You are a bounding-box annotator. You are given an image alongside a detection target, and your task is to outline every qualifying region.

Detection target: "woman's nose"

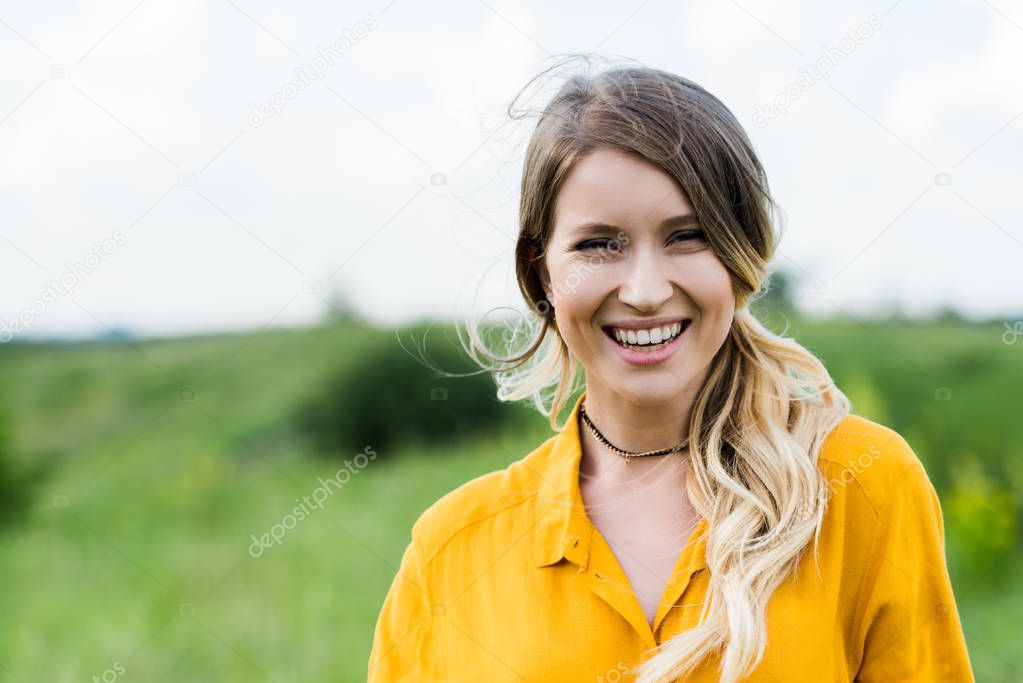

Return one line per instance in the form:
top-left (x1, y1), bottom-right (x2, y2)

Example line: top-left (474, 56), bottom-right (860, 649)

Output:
top-left (617, 251), bottom-right (673, 311)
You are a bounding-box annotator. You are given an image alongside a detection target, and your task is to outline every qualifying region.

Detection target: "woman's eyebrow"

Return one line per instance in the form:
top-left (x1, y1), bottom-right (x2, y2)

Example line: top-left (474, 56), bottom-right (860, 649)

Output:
top-left (568, 213), bottom-right (699, 236)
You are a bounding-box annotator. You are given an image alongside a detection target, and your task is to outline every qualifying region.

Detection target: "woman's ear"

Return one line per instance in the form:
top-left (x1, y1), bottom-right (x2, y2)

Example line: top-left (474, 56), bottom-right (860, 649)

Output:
top-left (539, 266), bottom-right (554, 305)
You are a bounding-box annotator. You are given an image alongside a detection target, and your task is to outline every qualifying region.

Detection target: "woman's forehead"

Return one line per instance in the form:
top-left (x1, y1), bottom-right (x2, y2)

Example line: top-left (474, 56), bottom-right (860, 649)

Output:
top-left (552, 151), bottom-right (694, 238)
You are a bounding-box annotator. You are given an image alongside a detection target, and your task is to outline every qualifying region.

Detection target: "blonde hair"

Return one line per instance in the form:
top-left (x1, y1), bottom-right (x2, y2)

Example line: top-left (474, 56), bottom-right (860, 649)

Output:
top-left (458, 57), bottom-right (851, 682)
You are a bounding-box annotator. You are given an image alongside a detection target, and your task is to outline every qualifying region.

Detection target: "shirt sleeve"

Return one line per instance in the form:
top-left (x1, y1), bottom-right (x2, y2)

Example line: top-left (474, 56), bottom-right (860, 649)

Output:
top-left (367, 530), bottom-right (443, 681)
top-left (853, 457), bottom-right (975, 682)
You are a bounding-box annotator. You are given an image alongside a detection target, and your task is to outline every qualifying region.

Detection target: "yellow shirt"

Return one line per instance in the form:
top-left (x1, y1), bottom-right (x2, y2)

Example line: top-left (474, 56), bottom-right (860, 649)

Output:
top-left (368, 390), bottom-right (975, 681)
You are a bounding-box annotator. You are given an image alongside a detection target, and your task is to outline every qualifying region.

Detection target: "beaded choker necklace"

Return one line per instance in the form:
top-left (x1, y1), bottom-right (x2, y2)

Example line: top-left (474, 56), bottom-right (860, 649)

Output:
top-left (578, 402), bottom-right (689, 464)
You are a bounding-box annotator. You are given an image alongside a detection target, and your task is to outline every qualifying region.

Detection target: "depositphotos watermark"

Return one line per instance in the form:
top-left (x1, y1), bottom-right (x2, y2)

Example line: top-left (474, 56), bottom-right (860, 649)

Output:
top-left (826, 443), bottom-right (882, 495)
top-left (1002, 320), bottom-right (1023, 345)
top-left (247, 16), bottom-right (378, 128)
top-left (752, 14), bottom-right (882, 128)
top-left (248, 446), bottom-right (377, 557)
top-left (0, 230), bottom-right (128, 343)
top-left (546, 230), bottom-right (631, 309)
top-left (595, 661), bottom-right (630, 683)
top-left (91, 660), bottom-right (125, 683)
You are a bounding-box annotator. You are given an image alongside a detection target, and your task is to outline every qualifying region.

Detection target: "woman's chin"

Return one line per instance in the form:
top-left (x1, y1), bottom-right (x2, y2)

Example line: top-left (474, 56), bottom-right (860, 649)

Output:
top-left (607, 376), bottom-right (694, 405)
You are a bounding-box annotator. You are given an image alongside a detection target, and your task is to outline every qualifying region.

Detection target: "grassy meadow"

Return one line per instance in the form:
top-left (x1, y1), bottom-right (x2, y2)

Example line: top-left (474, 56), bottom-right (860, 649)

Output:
top-left (0, 314), bottom-right (1020, 681)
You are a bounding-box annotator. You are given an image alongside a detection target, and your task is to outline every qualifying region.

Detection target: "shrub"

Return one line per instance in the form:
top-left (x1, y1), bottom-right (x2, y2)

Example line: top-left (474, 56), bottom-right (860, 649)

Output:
top-left (945, 452), bottom-right (1018, 583)
top-left (295, 322), bottom-right (506, 457)
top-left (0, 389), bottom-right (31, 523)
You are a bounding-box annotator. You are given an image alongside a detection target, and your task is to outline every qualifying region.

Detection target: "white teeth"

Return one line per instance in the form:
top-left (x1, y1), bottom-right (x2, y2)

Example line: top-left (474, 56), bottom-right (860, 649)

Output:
top-left (611, 321), bottom-right (686, 347)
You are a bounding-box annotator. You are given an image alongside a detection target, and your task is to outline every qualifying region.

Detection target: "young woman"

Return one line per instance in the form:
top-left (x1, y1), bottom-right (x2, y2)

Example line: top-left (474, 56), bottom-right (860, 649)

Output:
top-left (368, 63), bottom-right (974, 682)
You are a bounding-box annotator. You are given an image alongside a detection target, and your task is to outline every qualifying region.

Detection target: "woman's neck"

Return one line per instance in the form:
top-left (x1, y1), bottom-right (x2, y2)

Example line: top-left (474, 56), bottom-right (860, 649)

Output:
top-left (578, 384), bottom-right (696, 486)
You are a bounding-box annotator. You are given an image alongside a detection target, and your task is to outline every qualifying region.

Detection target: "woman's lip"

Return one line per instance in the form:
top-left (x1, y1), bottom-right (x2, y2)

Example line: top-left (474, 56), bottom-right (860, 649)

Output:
top-left (602, 316), bottom-right (689, 330)
top-left (602, 320), bottom-right (690, 366)
top-left (601, 319), bottom-right (691, 338)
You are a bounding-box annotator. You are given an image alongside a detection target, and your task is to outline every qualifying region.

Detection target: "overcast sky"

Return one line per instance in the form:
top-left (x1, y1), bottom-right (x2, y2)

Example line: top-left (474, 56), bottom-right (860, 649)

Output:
top-left (1, 0), bottom-right (1021, 342)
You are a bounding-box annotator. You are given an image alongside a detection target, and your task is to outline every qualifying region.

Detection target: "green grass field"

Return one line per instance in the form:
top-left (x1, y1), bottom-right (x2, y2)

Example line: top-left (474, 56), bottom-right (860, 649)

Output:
top-left (0, 317), bottom-right (1020, 681)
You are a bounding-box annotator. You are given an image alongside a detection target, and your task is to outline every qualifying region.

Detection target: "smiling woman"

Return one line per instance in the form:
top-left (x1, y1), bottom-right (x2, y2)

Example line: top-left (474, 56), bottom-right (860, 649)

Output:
top-left (541, 147), bottom-right (736, 409)
top-left (367, 61), bottom-right (974, 682)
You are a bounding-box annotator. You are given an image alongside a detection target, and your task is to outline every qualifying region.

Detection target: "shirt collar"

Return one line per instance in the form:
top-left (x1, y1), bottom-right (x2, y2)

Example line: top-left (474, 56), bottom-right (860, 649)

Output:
top-left (532, 390), bottom-right (594, 569)
top-left (531, 389), bottom-right (709, 575)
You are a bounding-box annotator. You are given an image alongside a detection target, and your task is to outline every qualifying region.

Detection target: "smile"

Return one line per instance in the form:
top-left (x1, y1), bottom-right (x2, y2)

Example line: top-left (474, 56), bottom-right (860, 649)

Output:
top-left (601, 319), bottom-right (692, 366)
top-left (606, 321), bottom-right (687, 347)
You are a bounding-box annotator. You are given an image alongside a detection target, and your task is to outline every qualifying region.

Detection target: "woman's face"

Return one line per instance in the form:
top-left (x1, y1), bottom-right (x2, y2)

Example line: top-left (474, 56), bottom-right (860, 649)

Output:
top-left (542, 147), bottom-right (736, 404)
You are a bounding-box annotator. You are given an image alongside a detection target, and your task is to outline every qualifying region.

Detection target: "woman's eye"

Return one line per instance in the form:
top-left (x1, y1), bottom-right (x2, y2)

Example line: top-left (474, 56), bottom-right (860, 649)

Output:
top-left (574, 230), bottom-right (703, 252)
top-left (576, 238), bottom-right (623, 252)
top-left (670, 229), bottom-right (704, 244)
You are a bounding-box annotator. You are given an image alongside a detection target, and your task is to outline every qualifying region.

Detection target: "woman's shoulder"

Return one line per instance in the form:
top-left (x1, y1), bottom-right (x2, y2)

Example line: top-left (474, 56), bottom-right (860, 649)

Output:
top-left (407, 434), bottom-right (560, 564)
top-left (817, 412), bottom-right (934, 519)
